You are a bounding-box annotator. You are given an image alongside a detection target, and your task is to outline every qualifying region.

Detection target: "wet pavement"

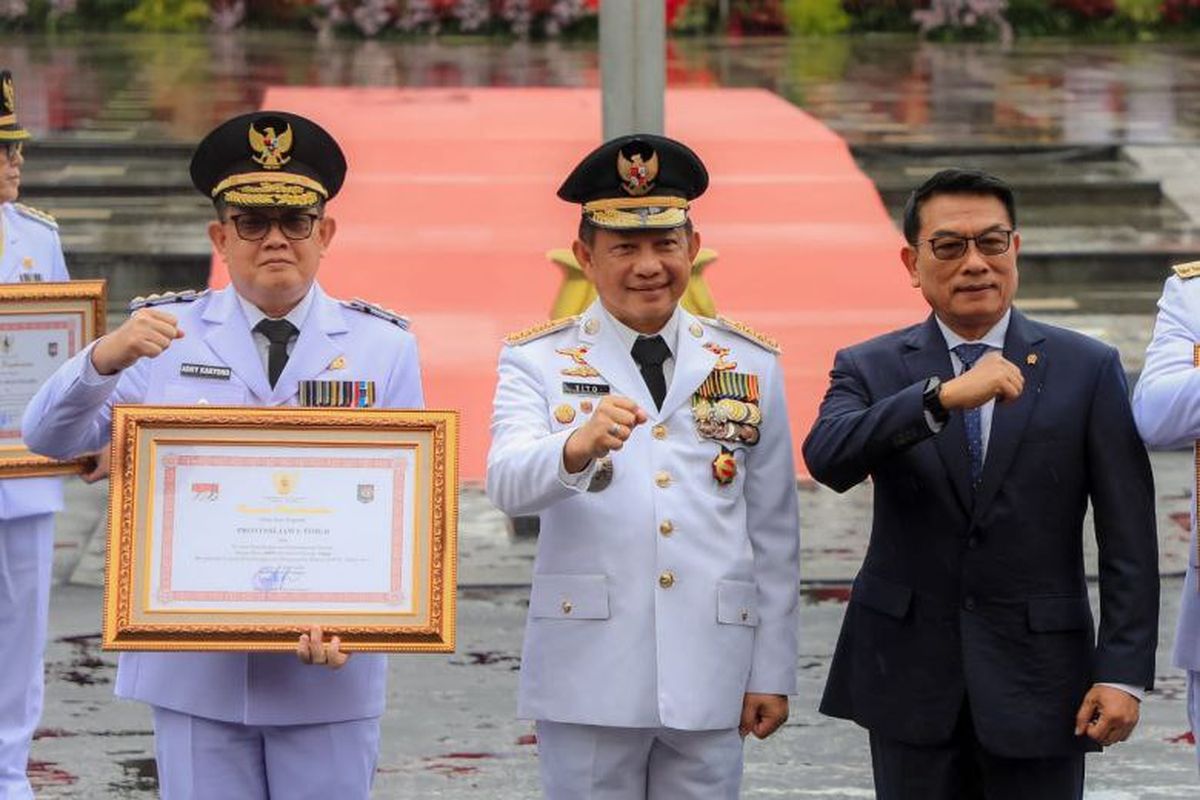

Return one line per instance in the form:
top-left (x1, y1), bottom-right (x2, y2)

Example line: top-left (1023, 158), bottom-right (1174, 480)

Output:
top-left (31, 446), bottom-right (1200, 798)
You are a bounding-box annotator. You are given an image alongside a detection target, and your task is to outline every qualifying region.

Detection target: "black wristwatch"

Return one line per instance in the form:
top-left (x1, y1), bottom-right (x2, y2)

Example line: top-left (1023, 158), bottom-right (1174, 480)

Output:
top-left (922, 376), bottom-right (950, 425)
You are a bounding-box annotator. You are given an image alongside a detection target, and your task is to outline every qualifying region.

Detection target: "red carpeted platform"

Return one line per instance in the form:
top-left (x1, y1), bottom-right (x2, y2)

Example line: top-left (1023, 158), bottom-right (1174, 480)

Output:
top-left (210, 88), bottom-right (925, 481)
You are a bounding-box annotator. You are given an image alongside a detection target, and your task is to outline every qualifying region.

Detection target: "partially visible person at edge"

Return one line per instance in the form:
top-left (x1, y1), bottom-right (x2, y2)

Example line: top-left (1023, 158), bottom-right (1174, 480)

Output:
top-left (486, 133), bottom-right (800, 799)
top-left (0, 69), bottom-right (90, 800)
top-left (21, 110), bottom-right (423, 799)
top-left (803, 168), bottom-right (1159, 800)
top-left (1131, 256), bottom-right (1200, 776)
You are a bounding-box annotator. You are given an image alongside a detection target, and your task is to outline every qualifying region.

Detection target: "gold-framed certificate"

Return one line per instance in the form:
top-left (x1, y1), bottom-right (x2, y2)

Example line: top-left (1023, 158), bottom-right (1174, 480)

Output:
top-left (0, 280), bottom-right (106, 476)
top-left (104, 405), bottom-right (458, 652)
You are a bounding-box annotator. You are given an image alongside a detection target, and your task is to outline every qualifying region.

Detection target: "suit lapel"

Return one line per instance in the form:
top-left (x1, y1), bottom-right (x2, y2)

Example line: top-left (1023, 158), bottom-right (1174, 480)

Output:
top-left (576, 301), bottom-right (657, 414)
top-left (270, 287), bottom-right (346, 404)
top-left (902, 315), bottom-right (972, 515)
top-left (659, 309), bottom-right (718, 420)
top-left (201, 287), bottom-right (272, 403)
top-left (971, 310), bottom-right (1047, 520)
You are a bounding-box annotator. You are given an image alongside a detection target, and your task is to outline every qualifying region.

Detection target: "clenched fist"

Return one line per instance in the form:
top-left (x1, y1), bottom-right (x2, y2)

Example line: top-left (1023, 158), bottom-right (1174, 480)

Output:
top-left (562, 395), bottom-right (648, 474)
top-left (939, 350), bottom-right (1024, 411)
top-left (91, 308), bottom-right (185, 375)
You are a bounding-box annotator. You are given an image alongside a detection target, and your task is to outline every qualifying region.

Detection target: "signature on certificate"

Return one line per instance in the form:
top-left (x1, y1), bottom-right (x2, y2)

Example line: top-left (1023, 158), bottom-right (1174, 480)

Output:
top-left (252, 565), bottom-right (296, 592)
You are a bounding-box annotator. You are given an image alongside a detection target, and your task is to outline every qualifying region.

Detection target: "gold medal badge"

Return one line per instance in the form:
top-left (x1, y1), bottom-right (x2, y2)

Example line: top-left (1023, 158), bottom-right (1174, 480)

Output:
top-left (554, 404), bottom-right (576, 424)
top-left (712, 448), bottom-right (737, 486)
top-left (249, 121), bottom-right (294, 169)
top-left (557, 346), bottom-right (601, 378)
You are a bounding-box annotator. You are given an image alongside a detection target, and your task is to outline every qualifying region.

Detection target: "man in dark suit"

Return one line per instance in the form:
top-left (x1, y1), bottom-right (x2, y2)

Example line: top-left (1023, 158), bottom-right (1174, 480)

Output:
top-left (802, 169), bottom-right (1159, 799)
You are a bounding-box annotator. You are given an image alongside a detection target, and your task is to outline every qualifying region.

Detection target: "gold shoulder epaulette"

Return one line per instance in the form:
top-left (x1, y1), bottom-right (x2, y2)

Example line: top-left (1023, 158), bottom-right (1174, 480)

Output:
top-left (129, 289), bottom-right (208, 311)
top-left (1173, 260), bottom-right (1200, 280)
top-left (715, 315), bottom-right (781, 354)
top-left (504, 316), bottom-right (578, 345)
top-left (342, 298), bottom-right (410, 330)
top-left (12, 203), bottom-right (58, 230)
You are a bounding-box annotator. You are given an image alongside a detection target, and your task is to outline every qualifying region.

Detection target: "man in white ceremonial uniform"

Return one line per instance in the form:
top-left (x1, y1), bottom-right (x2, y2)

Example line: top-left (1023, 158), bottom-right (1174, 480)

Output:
top-left (0, 69), bottom-right (72, 800)
top-left (1131, 258), bottom-right (1200, 773)
top-left (486, 134), bottom-right (801, 799)
top-left (22, 111), bottom-right (423, 799)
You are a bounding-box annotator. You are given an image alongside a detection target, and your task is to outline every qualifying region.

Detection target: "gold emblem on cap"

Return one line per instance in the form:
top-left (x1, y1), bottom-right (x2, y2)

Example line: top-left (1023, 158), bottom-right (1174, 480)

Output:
top-left (328, 356), bottom-right (346, 371)
top-left (618, 148), bottom-right (659, 197)
top-left (1026, 353), bottom-right (1038, 366)
top-left (554, 404), bottom-right (576, 424)
top-left (2, 76), bottom-right (14, 113)
top-left (249, 122), bottom-right (294, 170)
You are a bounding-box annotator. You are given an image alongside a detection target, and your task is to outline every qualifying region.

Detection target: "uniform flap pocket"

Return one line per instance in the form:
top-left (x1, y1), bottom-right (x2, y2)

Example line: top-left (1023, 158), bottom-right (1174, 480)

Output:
top-left (717, 579), bottom-right (759, 626)
top-left (161, 379), bottom-right (247, 406)
top-left (851, 572), bottom-right (913, 619)
top-left (1027, 596), bottom-right (1091, 632)
top-left (529, 574), bottom-right (609, 620)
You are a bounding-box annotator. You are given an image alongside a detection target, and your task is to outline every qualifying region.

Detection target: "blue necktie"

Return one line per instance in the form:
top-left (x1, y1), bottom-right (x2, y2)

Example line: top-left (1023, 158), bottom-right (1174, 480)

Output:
top-left (952, 343), bottom-right (990, 489)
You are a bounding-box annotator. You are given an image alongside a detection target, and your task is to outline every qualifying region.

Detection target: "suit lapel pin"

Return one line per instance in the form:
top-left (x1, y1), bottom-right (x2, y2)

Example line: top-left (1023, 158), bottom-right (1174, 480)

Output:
top-left (1026, 353), bottom-right (1038, 366)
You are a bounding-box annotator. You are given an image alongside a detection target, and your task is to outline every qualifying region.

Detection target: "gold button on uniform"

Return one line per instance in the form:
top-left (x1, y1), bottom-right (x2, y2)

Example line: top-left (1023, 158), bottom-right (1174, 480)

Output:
top-left (655, 471), bottom-right (671, 488)
top-left (659, 520), bottom-right (674, 536)
top-left (561, 600), bottom-right (573, 615)
top-left (652, 424), bottom-right (667, 440)
top-left (658, 571), bottom-right (676, 589)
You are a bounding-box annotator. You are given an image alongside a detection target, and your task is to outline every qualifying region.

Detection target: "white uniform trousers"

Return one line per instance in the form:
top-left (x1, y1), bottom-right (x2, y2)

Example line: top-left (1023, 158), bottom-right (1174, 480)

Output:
top-left (152, 706), bottom-right (380, 800)
top-left (0, 514), bottom-right (54, 800)
top-left (535, 720), bottom-right (743, 800)
top-left (1189, 670), bottom-right (1200, 774)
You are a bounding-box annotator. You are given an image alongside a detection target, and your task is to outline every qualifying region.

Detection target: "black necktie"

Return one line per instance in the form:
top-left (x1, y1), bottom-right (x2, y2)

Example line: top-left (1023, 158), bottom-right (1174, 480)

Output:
top-left (631, 335), bottom-right (671, 410)
top-left (952, 343), bottom-right (990, 489)
top-left (255, 318), bottom-right (297, 388)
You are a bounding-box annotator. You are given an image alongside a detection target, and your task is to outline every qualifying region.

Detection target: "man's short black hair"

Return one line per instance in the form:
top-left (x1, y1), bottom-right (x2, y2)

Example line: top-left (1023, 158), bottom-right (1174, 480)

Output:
top-left (577, 217), bottom-right (694, 247)
top-left (902, 169), bottom-right (1016, 245)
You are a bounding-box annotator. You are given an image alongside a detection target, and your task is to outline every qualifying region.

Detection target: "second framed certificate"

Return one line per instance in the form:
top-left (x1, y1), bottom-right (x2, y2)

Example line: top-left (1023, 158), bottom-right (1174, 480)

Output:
top-left (105, 405), bottom-right (458, 653)
top-left (0, 280), bottom-right (106, 476)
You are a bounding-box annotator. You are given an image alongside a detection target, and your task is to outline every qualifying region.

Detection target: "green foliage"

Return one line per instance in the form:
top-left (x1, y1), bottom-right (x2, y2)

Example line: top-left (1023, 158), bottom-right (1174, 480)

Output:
top-left (123, 0), bottom-right (208, 32)
top-left (784, 0), bottom-right (850, 35)
top-left (1114, 0), bottom-right (1161, 24)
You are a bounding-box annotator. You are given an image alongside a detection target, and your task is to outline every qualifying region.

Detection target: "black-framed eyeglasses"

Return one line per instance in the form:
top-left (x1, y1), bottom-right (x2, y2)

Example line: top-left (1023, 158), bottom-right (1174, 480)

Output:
top-left (228, 212), bottom-right (320, 242)
top-left (1, 141), bottom-right (23, 160)
top-left (920, 229), bottom-right (1013, 261)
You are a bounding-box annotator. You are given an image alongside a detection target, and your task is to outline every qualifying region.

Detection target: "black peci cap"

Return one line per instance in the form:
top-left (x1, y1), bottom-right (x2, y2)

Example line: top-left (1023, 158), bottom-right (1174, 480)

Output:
top-left (558, 133), bottom-right (708, 230)
top-left (0, 71), bottom-right (31, 142)
top-left (190, 110), bottom-right (346, 208)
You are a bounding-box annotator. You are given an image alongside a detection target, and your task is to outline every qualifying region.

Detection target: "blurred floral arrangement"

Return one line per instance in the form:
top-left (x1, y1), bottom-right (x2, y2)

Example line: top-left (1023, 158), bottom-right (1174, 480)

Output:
top-left (1, 0), bottom-right (1197, 35)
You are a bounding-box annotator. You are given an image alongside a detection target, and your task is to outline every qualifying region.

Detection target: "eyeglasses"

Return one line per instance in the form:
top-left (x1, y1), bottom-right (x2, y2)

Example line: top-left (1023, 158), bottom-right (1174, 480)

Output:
top-left (228, 213), bottom-right (319, 242)
top-left (919, 229), bottom-right (1013, 261)
top-left (1, 142), bottom-right (23, 160)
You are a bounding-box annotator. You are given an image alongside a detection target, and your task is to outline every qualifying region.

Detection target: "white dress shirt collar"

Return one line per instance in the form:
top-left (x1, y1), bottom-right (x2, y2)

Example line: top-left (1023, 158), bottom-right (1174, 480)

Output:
top-left (236, 283), bottom-right (317, 333)
top-left (935, 309), bottom-right (1011, 355)
top-left (600, 303), bottom-right (681, 361)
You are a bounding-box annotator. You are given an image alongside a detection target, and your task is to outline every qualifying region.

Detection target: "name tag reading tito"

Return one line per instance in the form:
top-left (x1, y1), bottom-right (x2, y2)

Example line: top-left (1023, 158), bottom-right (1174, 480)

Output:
top-left (180, 363), bottom-right (233, 381)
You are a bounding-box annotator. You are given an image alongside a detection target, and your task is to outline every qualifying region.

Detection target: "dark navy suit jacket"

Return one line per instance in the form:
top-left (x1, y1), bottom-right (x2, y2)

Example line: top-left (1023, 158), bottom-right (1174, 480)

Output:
top-left (803, 310), bottom-right (1159, 758)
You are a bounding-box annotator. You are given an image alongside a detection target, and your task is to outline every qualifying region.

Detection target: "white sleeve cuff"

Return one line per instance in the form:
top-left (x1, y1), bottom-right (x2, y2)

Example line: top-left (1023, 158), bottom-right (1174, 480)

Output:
top-left (923, 409), bottom-right (946, 433)
top-left (1097, 682), bottom-right (1145, 702)
top-left (557, 446), bottom-right (599, 491)
top-left (79, 341), bottom-right (122, 388)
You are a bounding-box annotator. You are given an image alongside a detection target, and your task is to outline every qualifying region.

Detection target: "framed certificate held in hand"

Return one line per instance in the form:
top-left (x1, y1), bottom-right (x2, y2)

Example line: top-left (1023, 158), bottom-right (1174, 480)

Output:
top-left (104, 405), bottom-right (458, 653)
top-left (0, 280), bottom-right (106, 476)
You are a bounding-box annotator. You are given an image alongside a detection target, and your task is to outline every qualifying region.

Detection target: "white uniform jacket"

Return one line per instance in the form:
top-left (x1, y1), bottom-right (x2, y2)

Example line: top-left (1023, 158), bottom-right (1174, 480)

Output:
top-left (1, 201), bottom-right (69, 520)
top-left (487, 300), bottom-right (800, 731)
top-left (1132, 270), bottom-right (1200, 671)
top-left (21, 283), bottom-right (424, 725)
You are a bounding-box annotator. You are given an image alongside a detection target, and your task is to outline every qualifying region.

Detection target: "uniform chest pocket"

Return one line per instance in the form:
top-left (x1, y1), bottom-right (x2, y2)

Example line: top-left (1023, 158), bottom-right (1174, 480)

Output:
top-left (160, 380), bottom-right (248, 406)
